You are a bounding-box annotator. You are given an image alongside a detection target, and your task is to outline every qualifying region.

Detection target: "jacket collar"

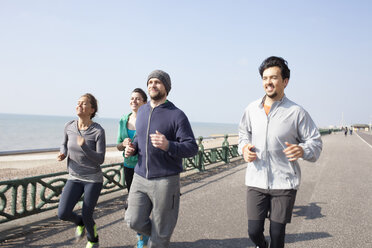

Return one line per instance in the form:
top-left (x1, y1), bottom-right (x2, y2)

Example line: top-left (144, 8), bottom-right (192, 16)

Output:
top-left (259, 95), bottom-right (287, 108)
top-left (148, 99), bottom-right (172, 109)
top-left (124, 112), bottom-right (132, 121)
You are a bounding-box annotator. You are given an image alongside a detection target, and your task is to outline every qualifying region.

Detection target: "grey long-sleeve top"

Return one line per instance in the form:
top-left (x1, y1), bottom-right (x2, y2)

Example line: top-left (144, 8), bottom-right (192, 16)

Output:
top-left (60, 120), bottom-right (106, 183)
top-left (238, 96), bottom-right (322, 190)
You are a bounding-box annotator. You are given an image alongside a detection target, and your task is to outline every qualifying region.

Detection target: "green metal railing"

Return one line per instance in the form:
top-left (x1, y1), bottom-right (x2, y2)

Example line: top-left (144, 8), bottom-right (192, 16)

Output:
top-left (319, 128), bottom-right (342, 135)
top-left (0, 135), bottom-right (239, 224)
top-left (183, 135), bottom-right (239, 171)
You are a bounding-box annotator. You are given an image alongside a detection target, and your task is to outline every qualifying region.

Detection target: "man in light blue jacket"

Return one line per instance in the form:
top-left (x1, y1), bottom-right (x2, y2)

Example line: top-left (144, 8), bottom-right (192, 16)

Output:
top-left (238, 56), bottom-right (322, 248)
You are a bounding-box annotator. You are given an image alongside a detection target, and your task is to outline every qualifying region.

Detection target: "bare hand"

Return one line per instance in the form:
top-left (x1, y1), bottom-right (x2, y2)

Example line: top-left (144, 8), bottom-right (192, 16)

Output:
top-left (122, 138), bottom-right (132, 147)
top-left (283, 142), bottom-right (304, 161)
top-left (125, 143), bottom-right (136, 158)
top-left (243, 144), bottom-right (257, 162)
top-left (150, 130), bottom-right (169, 151)
top-left (57, 153), bottom-right (66, 161)
top-left (77, 136), bottom-right (85, 147)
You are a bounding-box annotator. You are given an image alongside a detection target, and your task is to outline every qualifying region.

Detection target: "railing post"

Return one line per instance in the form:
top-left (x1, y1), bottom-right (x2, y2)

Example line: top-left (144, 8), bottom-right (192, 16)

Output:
top-left (196, 136), bottom-right (205, 171)
top-left (21, 184), bottom-right (27, 214)
top-left (31, 182), bottom-right (36, 211)
top-left (11, 185), bottom-right (17, 216)
top-left (210, 148), bottom-right (217, 163)
top-left (222, 134), bottom-right (230, 163)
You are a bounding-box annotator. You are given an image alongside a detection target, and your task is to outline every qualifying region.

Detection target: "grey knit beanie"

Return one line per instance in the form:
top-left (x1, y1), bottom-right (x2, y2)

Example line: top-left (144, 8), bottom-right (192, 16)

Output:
top-left (147, 70), bottom-right (171, 95)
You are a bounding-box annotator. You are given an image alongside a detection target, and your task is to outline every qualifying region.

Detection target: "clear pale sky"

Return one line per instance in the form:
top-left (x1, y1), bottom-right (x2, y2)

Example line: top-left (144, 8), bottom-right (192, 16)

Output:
top-left (1, 0), bottom-right (371, 127)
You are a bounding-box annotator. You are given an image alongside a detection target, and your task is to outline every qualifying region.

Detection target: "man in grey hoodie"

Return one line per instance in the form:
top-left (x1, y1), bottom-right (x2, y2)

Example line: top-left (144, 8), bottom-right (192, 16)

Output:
top-left (238, 56), bottom-right (322, 248)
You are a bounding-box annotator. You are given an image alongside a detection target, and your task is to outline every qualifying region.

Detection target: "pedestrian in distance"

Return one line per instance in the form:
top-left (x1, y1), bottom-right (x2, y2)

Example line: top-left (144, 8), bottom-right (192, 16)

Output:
top-left (238, 56), bottom-right (323, 248)
top-left (124, 70), bottom-right (198, 248)
top-left (345, 126), bottom-right (348, 137)
top-left (57, 93), bottom-right (106, 248)
top-left (116, 88), bottom-right (147, 208)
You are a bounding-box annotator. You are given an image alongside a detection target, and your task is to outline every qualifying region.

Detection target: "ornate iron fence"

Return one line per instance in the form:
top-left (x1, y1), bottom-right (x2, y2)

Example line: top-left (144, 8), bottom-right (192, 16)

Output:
top-left (183, 135), bottom-right (239, 171)
top-left (319, 128), bottom-right (341, 135)
top-left (0, 135), bottom-right (239, 224)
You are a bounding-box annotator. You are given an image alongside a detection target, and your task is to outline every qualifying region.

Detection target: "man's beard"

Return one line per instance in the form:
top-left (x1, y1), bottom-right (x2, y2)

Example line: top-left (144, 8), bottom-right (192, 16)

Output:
top-left (150, 90), bottom-right (166, 101)
top-left (266, 92), bottom-right (277, 99)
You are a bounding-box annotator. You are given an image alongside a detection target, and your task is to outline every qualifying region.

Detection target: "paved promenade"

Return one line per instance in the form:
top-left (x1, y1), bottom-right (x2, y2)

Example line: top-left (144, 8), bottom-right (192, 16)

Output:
top-left (1, 131), bottom-right (372, 247)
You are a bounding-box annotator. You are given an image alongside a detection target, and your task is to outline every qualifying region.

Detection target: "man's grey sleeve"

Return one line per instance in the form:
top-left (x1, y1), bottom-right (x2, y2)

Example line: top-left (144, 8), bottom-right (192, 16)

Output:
top-left (298, 111), bottom-right (323, 162)
top-left (238, 109), bottom-right (251, 155)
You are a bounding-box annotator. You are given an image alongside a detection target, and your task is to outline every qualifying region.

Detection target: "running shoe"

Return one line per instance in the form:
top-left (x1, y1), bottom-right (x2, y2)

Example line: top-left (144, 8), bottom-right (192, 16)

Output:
top-left (75, 225), bottom-right (85, 242)
top-left (256, 239), bottom-right (268, 248)
top-left (86, 241), bottom-right (99, 248)
top-left (86, 225), bottom-right (99, 248)
top-left (135, 233), bottom-right (149, 248)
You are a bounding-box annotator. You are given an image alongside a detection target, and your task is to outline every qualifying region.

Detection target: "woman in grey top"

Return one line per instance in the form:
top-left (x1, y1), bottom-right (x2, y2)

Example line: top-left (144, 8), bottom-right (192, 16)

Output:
top-left (57, 93), bottom-right (106, 248)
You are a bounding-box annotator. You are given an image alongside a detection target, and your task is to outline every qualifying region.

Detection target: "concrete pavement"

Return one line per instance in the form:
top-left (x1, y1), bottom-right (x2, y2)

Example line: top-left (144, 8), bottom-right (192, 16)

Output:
top-left (1, 131), bottom-right (372, 247)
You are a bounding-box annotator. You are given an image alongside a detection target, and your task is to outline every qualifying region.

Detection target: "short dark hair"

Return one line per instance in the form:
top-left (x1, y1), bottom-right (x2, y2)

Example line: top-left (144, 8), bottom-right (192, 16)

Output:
top-left (81, 93), bottom-right (98, 119)
top-left (132, 88), bottom-right (147, 102)
top-left (259, 56), bottom-right (290, 80)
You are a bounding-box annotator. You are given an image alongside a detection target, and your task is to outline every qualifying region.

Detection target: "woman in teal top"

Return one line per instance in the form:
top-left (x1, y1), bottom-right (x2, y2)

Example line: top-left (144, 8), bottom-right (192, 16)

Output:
top-left (116, 88), bottom-right (147, 193)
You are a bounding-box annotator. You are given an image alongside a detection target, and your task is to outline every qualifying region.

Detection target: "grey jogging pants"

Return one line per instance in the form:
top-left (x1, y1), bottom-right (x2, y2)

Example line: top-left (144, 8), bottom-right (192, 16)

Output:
top-left (124, 173), bottom-right (180, 248)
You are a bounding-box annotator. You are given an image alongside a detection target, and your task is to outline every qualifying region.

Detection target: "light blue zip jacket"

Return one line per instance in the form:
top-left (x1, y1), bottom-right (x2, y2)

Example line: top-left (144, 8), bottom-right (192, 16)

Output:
top-left (238, 96), bottom-right (322, 190)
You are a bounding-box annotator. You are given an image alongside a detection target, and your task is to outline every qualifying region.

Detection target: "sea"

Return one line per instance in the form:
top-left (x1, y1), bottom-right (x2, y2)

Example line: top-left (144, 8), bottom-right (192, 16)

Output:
top-left (0, 113), bottom-right (238, 153)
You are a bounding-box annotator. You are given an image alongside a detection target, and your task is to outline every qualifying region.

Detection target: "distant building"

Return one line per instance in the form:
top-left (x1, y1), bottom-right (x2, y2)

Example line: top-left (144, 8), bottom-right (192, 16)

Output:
top-left (351, 124), bottom-right (370, 131)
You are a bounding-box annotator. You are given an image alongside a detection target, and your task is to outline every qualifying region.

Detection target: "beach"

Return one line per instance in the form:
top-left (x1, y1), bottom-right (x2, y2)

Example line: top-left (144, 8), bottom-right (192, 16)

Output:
top-left (0, 136), bottom-right (238, 181)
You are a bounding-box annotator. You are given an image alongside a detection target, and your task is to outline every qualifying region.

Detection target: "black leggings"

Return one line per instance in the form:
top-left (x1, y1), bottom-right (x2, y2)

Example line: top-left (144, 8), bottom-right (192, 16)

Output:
top-left (248, 220), bottom-right (286, 248)
top-left (124, 166), bottom-right (135, 192)
top-left (58, 180), bottom-right (102, 242)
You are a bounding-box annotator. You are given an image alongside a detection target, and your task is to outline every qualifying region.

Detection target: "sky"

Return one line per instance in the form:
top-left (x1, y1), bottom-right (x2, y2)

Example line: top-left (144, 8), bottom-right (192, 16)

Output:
top-left (0, 0), bottom-right (371, 127)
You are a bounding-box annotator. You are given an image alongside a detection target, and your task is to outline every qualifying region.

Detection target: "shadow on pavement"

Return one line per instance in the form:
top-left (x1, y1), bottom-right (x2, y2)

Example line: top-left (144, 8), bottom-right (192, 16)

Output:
top-left (286, 231), bottom-right (332, 243)
top-left (171, 237), bottom-right (251, 248)
top-left (170, 230), bottom-right (332, 248)
top-left (292, 202), bottom-right (326, 220)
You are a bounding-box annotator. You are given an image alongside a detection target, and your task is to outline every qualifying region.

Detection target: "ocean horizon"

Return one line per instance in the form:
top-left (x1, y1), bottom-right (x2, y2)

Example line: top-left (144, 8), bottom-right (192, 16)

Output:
top-left (0, 113), bottom-right (238, 153)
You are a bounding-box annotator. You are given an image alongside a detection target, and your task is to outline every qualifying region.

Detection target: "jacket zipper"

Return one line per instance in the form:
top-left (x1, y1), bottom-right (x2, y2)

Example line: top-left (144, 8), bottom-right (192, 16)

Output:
top-left (265, 116), bottom-right (270, 189)
top-left (145, 107), bottom-right (154, 178)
